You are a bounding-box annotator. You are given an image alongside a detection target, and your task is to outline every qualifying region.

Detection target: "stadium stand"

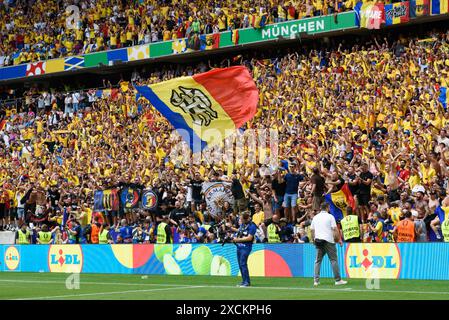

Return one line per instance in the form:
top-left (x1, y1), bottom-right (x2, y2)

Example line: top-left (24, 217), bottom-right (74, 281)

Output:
top-left (0, 0), bottom-right (354, 67)
top-left (1, 0), bottom-right (449, 245)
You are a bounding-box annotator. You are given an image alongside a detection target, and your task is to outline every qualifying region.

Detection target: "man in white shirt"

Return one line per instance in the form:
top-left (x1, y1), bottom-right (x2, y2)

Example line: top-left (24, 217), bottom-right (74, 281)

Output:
top-left (310, 202), bottom-right (347, 286)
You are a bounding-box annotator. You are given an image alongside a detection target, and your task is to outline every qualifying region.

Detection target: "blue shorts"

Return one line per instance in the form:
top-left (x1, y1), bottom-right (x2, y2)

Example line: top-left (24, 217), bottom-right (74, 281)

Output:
top-left (272, 195), bottom-right (284, 210)
top-left (283, 193), bottom-right (298, 208)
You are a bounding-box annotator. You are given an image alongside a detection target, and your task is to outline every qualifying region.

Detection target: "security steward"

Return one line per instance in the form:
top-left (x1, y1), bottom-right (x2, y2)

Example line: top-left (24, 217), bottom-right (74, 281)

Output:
top-left (15, 224), bottom-right (31, 244)
top-left (266, 214), bottom-right (281, 243)
top-left (441, 218), bottom-right (449, 242)
top-left (394, 211), bottom-right (416, 242)
top-left (230, 212), bottom-right (257, 287)
top-left (37, 224), bottom-right (53, 244)
top-left (156, 214), bottom-right (173, 244)
top-left (340, 207), bottom-right (362, 242)
top-left (99, 223), bottom-right (112, 244)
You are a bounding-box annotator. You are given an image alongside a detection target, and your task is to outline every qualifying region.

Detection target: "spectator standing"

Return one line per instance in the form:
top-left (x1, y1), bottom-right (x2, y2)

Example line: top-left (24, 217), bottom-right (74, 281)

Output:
top-left (311, 202), bottom-right (347, 286)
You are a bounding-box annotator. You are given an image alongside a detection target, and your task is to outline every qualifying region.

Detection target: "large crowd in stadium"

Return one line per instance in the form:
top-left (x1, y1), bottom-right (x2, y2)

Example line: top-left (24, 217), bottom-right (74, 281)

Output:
top-left (1, 0), bottom-right (449, 245)
top-left (0, 0), bottom-right (355, 66)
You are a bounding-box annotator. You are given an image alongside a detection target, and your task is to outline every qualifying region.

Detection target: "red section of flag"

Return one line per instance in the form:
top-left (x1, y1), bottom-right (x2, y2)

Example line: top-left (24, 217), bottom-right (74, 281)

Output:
top-left (0, 120), bottom-right (6, 131)
top-left (192, 66), bottom-right (259, 128)
top-left (401, 1), bottom-right (410, 22)
top-left (341, 183), bottom-right (356, 211)
top-left (232, 29), bottom-right (239, 45)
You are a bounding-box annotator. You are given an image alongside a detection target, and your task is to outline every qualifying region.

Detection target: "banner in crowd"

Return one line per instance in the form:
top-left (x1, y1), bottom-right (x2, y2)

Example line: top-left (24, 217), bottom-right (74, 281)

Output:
top-left (200, 34), bottom-right (221, 51)
top-left (324, 183), bottom-right (356, 222)
top-left (135, 66), bottom-right (258, 152)
top-left (141, 189), bottom-right (158, 210)
top-left (93, 189), bottom-right (120, 211)
top-left (410, 0), bottom-right (430, 17)
top-left (202, 182), bottom-right (235, 217)
top-left (430, 0), bottom-right (449, 14)
top-left (120, 187), bottom-right (141, 209)
top-left (384, 1), bottom-right (410, 25)
top-left (3, 243), bottom-right (449, 280)
top-left (355, 2), bottom-right (385, 29)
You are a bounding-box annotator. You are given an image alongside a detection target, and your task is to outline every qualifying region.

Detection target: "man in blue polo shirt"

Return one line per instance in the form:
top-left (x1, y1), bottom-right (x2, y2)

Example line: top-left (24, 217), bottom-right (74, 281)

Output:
top-left (283, 163), bottom-right (303, 223)
top-left (232, 212), bottom-right (257, 287)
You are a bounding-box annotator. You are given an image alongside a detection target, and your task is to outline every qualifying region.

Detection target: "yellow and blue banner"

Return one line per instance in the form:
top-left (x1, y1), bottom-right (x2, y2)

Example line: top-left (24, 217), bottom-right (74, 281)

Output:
top-left (431, 0), bottom-right (449, 14)
top-left (135, 66), bottom-right (259, 152)
top-left (439, 87), bottom-right (448, 110)
top-left (64, 56), bottom-right (85, 70)
top-left (324, 183), bottom-right (356, 222)
top-left (384, 2), bottom-right (410, 25)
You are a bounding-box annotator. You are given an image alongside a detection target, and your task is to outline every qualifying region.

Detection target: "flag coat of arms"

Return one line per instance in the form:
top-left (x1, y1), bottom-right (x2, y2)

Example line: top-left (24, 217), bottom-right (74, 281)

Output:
top-left (135, 66), bottom-right (259, 152)
top-left (410, 0), bottom-right (430, 16)
top-left (324, 183), bottom-right (356, 222)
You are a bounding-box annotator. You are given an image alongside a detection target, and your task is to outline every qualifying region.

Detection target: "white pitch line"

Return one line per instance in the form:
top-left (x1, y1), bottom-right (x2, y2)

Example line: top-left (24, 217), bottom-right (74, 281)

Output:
top-left (0, 279), bottom-right (189, 287)
top-left (14, 285), bottom-right (205, 300)
top-left (1, 279), bottom-right (449, 296)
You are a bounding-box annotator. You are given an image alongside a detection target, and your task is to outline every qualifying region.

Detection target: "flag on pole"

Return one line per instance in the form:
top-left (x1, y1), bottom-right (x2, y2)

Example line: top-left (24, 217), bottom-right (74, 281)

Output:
top-left (135, 66), bottom-right (259, 152)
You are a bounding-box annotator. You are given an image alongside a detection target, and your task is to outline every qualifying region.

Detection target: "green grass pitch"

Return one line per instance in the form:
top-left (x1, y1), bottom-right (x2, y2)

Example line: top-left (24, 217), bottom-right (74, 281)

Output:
top-left (0, 272), bottom-right (448, 300)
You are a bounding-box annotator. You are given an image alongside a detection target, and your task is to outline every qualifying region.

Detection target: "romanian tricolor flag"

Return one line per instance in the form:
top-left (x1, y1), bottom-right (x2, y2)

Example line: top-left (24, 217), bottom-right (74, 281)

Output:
top-left (135, 66), bottom-right (258, 152)
top-left (439, 87), bottom-right (448, 110)
top-left (384, 2), bottom-right (410, 25)
top-left (324, 183), bottom-right (356, 222)
top-left (431, 0), bottom-right (449, 14)
top-left (410, 0), bottom-right (430, 17)
top-left (200, 34), bottom-right (220, 50)
top-left (232, 29), bottom-right (240, 45)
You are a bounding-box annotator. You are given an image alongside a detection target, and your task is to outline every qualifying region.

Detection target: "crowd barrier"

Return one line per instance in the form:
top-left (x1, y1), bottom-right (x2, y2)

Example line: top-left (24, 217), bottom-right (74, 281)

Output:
top-left (1, 243), bottom-right (448, 280)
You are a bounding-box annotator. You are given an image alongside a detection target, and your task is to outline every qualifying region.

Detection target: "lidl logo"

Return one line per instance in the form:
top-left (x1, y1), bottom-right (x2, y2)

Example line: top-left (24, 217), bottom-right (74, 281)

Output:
top-left (48, 245), bottom-right (83, 273)
top-left (4, 246), bottom-right (20, 270)
top-left (345, 244), bottom-right (401, 279)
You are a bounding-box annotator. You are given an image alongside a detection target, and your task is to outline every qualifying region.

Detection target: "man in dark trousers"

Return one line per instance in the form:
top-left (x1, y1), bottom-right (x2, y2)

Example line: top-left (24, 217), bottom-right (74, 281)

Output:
top-left (311, 202), bottom-right (347, 286)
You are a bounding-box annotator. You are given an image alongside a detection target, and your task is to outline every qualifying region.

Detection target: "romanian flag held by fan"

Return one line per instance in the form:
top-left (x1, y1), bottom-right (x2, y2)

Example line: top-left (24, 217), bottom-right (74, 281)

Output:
top-left (410, 0), bottom-right (430, 17)
top-left (439, 87), bottom-right (448, 111)
top-left (384, 2), bottom-right (410, 25)
top-left (324, 183), bottom-right (356, 222)
top-left (431, 0), bottom-right (449, 14)
top-left (135, 66), bottom-right (259, 152)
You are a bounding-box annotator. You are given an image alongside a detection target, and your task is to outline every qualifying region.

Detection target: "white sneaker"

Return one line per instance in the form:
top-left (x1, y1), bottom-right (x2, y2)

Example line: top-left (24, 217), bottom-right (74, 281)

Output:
top-left (335, 280), bottom-right (348, 286)
top-left (314, 281), bottom-right (320, 286)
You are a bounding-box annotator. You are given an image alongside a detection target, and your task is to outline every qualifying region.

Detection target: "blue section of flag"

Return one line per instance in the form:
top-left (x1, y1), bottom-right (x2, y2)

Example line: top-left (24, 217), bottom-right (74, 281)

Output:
top-left (61, 207), bottom-right (68, 231)
top-left (64, 56), bottom-right (85, 70)
top-left (439, 87), bottom-right (447, 111)
top-left (324, 193), bottom-right (344, 221)
top-left (410, 0), bottom-right (418, 17)
top-left (354, 1), bottom-right (363, 26)
top-left (107, 48), bottom-right (128, 62)
top-left (135, 85), bottom-right (207, 151)
top-left (431, 0), bottom-right (440, 14)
